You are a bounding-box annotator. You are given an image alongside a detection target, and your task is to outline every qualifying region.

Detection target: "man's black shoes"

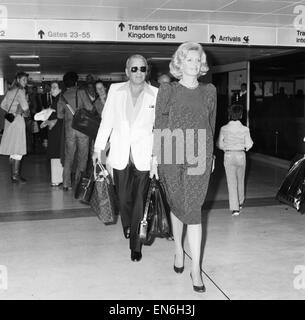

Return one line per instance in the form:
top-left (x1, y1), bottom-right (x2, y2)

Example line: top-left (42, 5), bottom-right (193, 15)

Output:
top-left (131, 250), bottom-right (142, 262)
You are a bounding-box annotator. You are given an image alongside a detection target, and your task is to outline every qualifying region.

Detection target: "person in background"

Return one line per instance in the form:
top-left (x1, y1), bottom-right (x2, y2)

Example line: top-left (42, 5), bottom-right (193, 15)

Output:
top-left (151, 42), bottom-right (217, 293)
top-left (157, 73), bottom-right (171, 87)
top-left (94, 80), bottom-right (107, 116)
top-left (41, 81), bottom-right (63, 186)
top-left (28, 85), bottom-right (41, 153)
top-left (93, 54), bottom-right (158, 262)
top-left (57, 71), bottom-right (93, 191)
top-left (217, 104), bottom-right (253, 216)
top-left (0, 72), bottom-right (30, 183)
top-left (239, 82), bottom-right (247, 126)
top-left (85, 74), bottom-right (97, 103)
top-left (92, 80), bottom-right (108, 165)
top-left (40, 83), bottom-right (51, 149)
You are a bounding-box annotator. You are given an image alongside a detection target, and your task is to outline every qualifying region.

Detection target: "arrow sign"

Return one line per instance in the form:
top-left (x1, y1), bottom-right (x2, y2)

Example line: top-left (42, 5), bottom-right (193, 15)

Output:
top-left (210, 34), bottom-right (216, 43)
top-left (38, 30), bottom-right (45, 39)
top-left (243, 35), bottom-right (249, 43)
top-left (118, 22), bottom-right (125, 32)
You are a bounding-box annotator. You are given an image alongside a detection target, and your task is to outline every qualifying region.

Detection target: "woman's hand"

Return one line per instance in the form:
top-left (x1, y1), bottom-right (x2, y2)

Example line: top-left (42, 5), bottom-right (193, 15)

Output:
top-left (22, 109), bottom-right (30, 118)
top-left (150, 163), bottom-right (159, 180)
top-left (92, 151), bottom-right (102, 166)
top-left (48, 119), bottom-right (57, 130)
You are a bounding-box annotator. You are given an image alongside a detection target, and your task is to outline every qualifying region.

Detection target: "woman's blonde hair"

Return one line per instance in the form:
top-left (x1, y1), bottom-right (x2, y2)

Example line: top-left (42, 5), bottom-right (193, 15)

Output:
top-left (169, 42), bottom-right (209, 79)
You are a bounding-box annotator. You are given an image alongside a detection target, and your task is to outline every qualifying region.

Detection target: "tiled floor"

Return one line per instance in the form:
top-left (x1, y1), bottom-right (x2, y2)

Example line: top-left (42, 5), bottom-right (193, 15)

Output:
top-left (0, 154), bottom-right (305, 300)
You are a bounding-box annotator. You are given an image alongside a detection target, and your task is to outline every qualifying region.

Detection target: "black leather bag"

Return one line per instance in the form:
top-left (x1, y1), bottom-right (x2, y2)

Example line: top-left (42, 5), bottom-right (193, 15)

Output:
top-left (90, 163), bottom-right (119, 224)
top-left (276, 156), bottom-right (305, 214)
top-left (61, 91), bottom-right (101, 139)
top-left (72, 108), bottom-right (100, 139)
top-left (139, 178), bottom-right (172, 244)
top-left (74, 171), bottom-right (95, 204)
top-left (147, 178), bottom-right (172, 238)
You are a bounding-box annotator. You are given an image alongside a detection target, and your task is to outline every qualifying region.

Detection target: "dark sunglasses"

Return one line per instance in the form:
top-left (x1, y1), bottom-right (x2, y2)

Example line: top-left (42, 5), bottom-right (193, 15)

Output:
top-left (130, 66), bottom-right (147, 73)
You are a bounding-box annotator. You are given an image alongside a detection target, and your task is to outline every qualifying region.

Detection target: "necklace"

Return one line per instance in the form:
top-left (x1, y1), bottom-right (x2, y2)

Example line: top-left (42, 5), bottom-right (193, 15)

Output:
top-left (179, 79), bottom-right (199, 89)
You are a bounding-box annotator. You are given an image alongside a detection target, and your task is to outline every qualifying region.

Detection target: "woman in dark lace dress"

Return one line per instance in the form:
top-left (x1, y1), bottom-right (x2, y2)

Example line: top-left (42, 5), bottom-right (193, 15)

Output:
top-left (151, 42), bottom-right (216, 293)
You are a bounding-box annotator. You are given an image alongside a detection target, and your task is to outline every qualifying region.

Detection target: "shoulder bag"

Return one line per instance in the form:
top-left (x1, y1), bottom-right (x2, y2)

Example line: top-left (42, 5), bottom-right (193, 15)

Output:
top-left (61, 90), bottom-right (101, 139)
top-left (3, 89), bottom-right (19, 123)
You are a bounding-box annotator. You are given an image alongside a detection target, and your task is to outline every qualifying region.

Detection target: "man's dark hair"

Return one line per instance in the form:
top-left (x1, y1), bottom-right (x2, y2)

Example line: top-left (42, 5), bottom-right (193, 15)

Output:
top-left (95, 79), bottom-right (104, 86)
top-left (228, 104), bottom-right (243, 121)
top-left (15, 71), bottom-right (29, 79)
top-left (63, 71), bottom-right (78, 88)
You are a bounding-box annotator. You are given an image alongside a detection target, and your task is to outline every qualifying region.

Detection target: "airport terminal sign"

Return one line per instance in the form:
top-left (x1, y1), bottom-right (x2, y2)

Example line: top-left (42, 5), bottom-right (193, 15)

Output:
top-left (0, 18), bottom-right (305, 48)
top-left (209, 25), bottom-right (276, 46)
top-left (0, 19), bottom-right (34, 40)
top-left (277, 28), bottom-right (305, 46)
top-left (35, 20), bottom-right (116, 41)
top-left (116, 22), bottom-right (209, 43)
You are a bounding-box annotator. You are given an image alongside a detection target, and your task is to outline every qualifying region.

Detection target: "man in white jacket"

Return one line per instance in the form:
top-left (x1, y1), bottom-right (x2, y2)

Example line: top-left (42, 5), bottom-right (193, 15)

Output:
top-left (93, 55), bottom-right (158, 262)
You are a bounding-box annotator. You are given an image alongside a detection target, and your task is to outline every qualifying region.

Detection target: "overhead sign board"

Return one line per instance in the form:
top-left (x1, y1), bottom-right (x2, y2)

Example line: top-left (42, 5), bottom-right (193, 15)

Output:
top-left (0, 18), bottom-right (304, 48)
top-left (35, 20), bottom-right (116, 41)
top-left (277, 27), bottom-right (305, 47)
top-left (0, 19), bottom-right (35, 40)
top-left (116, 22), bottom-right (209, 43)
top-left (208, 25), bottom-right (277, 46)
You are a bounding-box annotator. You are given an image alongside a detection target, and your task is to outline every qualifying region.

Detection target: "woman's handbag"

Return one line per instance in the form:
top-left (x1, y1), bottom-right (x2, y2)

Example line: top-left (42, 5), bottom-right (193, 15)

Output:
top-left (61, 91), bottom-right (101, 139)
top-left (89, 162), bottom-right (119, 224)
top-left (139, 177), bottom-right (172, 244)
top-left (3, 89), bottom-right (19, 123)
top-left (74, 170), bottom-right (95, 204)
top-left (276, 156), bottom-right (305, 214)
top-left (4, 113), bottom-right (15, 123)
top-left (147, 178), bottom-right (172, 238)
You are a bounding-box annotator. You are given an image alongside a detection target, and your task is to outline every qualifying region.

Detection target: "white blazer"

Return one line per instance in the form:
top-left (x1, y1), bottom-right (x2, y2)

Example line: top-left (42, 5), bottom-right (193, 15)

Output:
top-left (94, 81), bottom-right (158, 171)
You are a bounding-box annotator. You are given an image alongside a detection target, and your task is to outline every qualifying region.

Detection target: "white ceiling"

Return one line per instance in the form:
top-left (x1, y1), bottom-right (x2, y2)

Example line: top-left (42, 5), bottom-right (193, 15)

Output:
top-left (2, 0), bottom-right (305, 27)
top-left (0, 0), bottom-right (304, 80)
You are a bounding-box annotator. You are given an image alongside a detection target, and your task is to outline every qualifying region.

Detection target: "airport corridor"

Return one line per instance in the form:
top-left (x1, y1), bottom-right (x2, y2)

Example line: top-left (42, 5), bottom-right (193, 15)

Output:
top-left (0, 153), bottom-right (304, 300)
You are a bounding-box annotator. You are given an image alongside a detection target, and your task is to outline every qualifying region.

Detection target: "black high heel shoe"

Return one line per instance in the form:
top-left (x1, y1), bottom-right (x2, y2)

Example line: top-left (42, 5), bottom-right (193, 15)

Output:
top-left (173, 255), bottom-right (184, 274)
top-left (190, 273), bottom-right (206, 293)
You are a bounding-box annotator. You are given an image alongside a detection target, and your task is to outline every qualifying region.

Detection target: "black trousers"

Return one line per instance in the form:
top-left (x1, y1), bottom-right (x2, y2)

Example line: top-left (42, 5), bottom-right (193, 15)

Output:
top-left (113, 161), bottom-right (150, 252)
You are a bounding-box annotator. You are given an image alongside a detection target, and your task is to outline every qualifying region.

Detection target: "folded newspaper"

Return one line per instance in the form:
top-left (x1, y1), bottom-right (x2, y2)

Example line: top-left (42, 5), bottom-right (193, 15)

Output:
top-left (34, 108), bottom-right (55, 121)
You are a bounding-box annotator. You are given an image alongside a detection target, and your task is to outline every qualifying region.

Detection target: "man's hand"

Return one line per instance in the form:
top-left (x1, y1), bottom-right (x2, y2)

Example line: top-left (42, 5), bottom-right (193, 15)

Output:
top-left (92, 151), bottom-right (102, 166)
top-left (211, 155), bottom-right (216, 173)
top-left (40, 120), bottom-right (48, 129)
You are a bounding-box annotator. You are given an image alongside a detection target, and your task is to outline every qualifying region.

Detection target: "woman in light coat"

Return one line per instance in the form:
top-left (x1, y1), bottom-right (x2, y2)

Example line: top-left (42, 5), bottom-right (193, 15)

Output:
top-left (0, 72), bottom-right (30, 183)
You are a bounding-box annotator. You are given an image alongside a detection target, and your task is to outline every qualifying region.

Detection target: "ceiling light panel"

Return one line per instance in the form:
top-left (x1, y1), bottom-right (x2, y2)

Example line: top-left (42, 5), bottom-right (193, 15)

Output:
top-left (10, 55), bottom-right (39, 59)
top-left (16, 64), bottom-right (40, 67)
